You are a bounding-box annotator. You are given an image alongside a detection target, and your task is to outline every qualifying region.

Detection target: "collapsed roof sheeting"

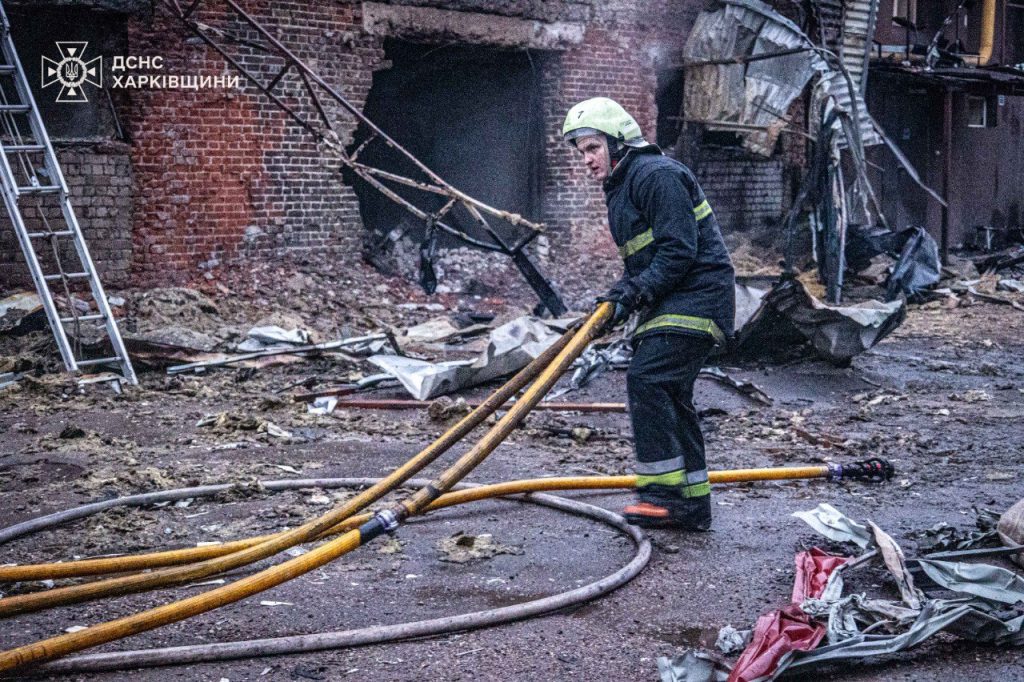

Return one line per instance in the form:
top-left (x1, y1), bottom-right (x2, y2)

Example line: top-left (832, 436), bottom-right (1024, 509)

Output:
top-left (683, 0), bottom-right (827, 156)
top-left (683, 0), bottom-right (879, 158)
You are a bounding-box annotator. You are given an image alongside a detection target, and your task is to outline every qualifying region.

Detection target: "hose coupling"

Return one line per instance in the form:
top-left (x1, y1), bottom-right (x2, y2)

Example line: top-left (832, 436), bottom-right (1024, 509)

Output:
top-left (357, 508), bottom-right (402, 543)
top-left (828, 458), bottom-right (895, 483)
top-left (376, 509), bottom-right (400, 533)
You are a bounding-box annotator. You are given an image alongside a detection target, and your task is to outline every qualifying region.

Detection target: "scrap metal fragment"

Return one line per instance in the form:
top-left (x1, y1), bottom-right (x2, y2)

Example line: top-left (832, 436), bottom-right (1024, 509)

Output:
top-left (369, 317), bottom-right (560, 400)
top-left (166, 334), bottom-right (390, 375)
top-left (869, 521), bottom-right (924, 610)
top-left (915, 560), bottom-right (1024, 605)
top-left (792, 503), bottom-right (872, 548)
top-left (699, 367), bottom-right (772, 405)
top-left (682, 0), bottom-right (829, 156)
top-left (743, 277), bottom-right (905, 365)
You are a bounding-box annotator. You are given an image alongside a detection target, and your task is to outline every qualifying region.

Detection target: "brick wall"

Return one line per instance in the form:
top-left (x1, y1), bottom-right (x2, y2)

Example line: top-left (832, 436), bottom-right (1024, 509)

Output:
top-left (697, 152), bottom-right (787, 235)
top-left (121, 0), bottom-right (704, 304)
top-left (60, 142), bottom-right (134, 286)
top-left (0, 141), bottom-right (133, 289)
top-left (125, 1), bottom-right (386, 285)
top-left (2, 0), bottom-right (802, 304)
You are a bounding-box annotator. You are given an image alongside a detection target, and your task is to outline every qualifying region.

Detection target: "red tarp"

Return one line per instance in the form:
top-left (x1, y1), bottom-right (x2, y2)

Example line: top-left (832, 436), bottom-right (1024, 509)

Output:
top-left (792, 547), bottom-right (850, 603)
top-left (727, 549), bottom-right (849, 682)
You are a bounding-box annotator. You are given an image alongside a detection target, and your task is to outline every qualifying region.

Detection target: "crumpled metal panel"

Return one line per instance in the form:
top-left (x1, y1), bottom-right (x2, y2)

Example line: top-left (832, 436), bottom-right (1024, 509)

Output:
top-left (369, 316), bottom-right (560, 400)
top-left (683, 0), bottom-right (827, 156)
top-left (683, 0), bottom-right (881, 156)
top-left (792, 503), bottom-right (873, 548)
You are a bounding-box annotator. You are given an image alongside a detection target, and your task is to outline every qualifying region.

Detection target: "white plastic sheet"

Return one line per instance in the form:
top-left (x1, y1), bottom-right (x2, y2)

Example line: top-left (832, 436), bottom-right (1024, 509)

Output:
top-left (369, 316), bottom-right (561, 400)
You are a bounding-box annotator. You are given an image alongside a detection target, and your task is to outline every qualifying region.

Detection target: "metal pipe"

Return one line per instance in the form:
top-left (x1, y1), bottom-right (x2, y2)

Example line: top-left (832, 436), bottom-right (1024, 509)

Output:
top-left (941, 89), bottom-right (953, 265)
top-left (328, 398), bottom-right (628, 413)
top-left (979, 0), bottom-right (997, 65)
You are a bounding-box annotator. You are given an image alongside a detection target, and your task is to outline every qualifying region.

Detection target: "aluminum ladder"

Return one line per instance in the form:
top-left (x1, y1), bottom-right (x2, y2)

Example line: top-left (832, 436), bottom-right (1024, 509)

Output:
top-left (0, 3), bottom-right (136, 384)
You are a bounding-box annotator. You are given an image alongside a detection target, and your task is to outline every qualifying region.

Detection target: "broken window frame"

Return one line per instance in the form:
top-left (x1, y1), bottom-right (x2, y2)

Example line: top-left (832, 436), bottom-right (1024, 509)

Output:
top-left (965, 94), bottom-right (988, 127)
top-left (156, 0), bottom-right (566, 316)
top-left (893, 0), bottom-right (918, 24)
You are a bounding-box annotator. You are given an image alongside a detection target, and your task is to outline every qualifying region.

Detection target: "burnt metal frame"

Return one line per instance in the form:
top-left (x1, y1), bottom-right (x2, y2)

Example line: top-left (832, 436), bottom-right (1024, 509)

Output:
top-left (159, 0), bottom-right (566, 315)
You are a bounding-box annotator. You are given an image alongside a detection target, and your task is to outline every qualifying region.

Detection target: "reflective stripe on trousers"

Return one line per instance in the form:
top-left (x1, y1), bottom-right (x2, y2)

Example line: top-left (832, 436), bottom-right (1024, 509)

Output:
top-left (635, 468), bottom-right (710, 498)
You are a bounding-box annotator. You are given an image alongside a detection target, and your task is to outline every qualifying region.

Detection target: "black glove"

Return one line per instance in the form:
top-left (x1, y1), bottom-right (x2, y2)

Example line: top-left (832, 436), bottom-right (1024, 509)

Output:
top-left (596, 280), bottom-right (642, 332)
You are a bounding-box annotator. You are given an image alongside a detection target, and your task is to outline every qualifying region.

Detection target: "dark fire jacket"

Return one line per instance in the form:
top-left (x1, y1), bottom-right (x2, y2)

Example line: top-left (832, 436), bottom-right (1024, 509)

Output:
top-left (603, 145), bottom-right (736, 344)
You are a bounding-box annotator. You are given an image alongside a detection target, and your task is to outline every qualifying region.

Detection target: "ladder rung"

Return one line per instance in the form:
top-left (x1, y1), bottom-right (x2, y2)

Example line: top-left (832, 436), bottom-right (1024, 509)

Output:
top-left (61, 313), bottom-right (105, 323)
top-left (44, 272), bottom-right (89, 281)
top-left (27, 230), bottom-right (73, 238)
top-left (0, 65), bottom-right (15, 75)
top-left (17, 185), bottom-right (61, 195)
top-left (0, 104), bottom-right (30, 113)
top-left (4, 144), bottom-right (44, 153)
top-left (76, 357), bottom-right (120, 367)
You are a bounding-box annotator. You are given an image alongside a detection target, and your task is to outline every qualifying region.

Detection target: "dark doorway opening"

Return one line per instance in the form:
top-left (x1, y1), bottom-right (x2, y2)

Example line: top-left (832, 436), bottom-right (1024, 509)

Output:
top-left (6, 6), bottom-right (127, 140)
top-left (655, 67), bottom-right (684, 150)
top-left (348, 40), bottom-right (545, 255)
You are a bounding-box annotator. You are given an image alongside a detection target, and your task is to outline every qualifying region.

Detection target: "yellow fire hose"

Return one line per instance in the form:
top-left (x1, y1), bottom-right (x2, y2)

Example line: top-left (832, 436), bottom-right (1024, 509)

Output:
top-left (0, 321), bottom-right (579, 619)
top-left (0, 303), bottom-right (893, 673)
top-left (0, 467), bottom-right (833, 583)
top-left (0, 304), bottom-right (611, 671)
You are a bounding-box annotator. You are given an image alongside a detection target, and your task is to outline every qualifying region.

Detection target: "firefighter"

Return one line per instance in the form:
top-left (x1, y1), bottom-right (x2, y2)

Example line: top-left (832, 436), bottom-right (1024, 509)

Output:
top-left (562, 97), bottom-right (736, 530)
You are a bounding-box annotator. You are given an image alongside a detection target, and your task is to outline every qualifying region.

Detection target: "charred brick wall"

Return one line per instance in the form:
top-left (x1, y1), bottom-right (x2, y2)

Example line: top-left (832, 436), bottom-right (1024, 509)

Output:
top-left (121, 0), bottom-right (705, 302)
top-left (0, 5), bottom-right (132, 290)
top-left (125, 2), bottom-right (386, 285)
top-left (696, 152), bottom-right (787, 236)
top-left (59, 142), bottom-right (134, 287)
top-left (4, 0), bottom-right (799, 303)
top-left (0, 142), bottom-right (133, 289)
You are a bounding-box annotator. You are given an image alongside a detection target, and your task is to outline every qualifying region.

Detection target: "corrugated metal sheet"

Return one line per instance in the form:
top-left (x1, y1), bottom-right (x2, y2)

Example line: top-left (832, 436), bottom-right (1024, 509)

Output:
top-left (684, 0), bottom-right (827, 156)
top-left (683, 0), bottom-right (881, 156)
top-left (819, 0), bottom-right (882, 146)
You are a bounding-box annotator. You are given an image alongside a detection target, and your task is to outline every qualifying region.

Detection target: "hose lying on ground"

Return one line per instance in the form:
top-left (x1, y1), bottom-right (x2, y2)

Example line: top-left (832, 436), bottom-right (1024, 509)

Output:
top-left (0, 458), bottom-right (894, 583)
top-left (0, 304), bottom-right (613, 671)
top-left (0, 467), bottom-right (840, 582)
top-left (2, 459), bottom-right (893, 676)
top-left (0, 323), bottom-right (580, 617)
top-left (10, 477), bottom-right (651, 675)
top-left (0, 301), bottom-right (894, 674)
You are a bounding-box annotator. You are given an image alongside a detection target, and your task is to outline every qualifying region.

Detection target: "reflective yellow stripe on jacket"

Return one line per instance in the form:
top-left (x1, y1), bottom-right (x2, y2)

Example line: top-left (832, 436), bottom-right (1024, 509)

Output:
top-left (692, 199), bottom-right (712, 221)
top-left (616, 199), bottom-right (713, 259)
top-left (618, 229), bottom-right (654, 258)
top-left (634, 314), bottom-right (726, 345)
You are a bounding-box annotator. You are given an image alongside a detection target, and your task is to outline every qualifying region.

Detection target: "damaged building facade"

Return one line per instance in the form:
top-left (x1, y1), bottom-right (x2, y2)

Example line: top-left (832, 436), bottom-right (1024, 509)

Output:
top-left (867, 0), bottom-right (1024, 256)
top-left (0, 0), bottom-right (1021, 302)
top-left (0, 0), bottom-right (804, 301)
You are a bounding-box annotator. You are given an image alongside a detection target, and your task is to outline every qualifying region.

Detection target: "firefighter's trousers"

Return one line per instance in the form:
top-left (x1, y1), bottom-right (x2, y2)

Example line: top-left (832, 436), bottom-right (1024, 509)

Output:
top-left (627, 333), bottom-right (715, 525)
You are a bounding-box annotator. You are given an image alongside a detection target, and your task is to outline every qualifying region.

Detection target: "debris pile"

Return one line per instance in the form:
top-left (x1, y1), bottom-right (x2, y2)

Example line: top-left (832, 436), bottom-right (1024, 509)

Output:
top-left (659, 503), bottom-right (1024, 681)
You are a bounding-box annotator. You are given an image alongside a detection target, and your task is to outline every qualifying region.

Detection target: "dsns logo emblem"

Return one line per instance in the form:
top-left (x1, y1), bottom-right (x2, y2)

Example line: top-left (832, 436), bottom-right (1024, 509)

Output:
top-left (41, 42), bottom-right (101, 103)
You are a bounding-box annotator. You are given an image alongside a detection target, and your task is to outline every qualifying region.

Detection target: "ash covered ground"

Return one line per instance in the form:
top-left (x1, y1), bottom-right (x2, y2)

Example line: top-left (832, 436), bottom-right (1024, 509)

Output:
top-left (1, 256), bottom-right (1023, 681)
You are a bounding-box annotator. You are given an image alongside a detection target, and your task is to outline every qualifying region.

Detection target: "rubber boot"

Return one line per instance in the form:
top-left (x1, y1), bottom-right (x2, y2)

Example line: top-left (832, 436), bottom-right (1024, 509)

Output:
top-left (624, 483), bottom-right (711, 531)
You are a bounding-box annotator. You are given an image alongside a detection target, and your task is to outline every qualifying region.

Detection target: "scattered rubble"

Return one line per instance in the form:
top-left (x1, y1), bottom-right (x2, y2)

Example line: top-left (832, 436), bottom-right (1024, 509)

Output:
top-left (196, 412), bottom-right (293, 440)
top-left (436, 532), bottom-right (524, 564)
